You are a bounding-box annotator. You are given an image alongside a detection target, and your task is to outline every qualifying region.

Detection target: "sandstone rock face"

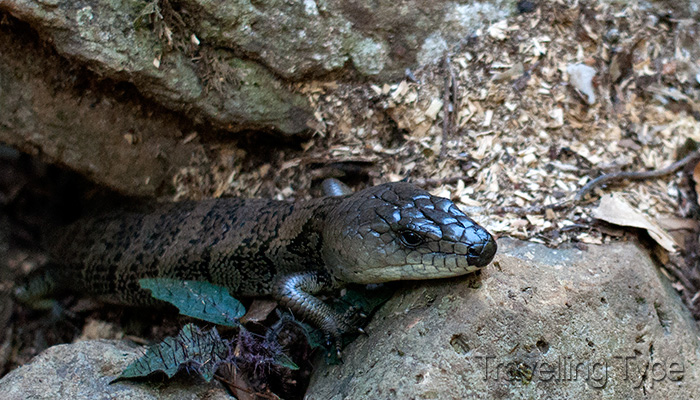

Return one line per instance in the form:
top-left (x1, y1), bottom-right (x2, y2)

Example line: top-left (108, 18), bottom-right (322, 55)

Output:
top-left (0, 0), bottom-right (313, 136)
top-left (0, 27), bottom-right (207, 197)
top-left (307, 239), bottom-right (700, 399)
top-left (184, 0), bottom-right (515, 79)
top-left (1, 1), bottom-right (699, 195)
top-left (0, 340), bottom-right (230, 400)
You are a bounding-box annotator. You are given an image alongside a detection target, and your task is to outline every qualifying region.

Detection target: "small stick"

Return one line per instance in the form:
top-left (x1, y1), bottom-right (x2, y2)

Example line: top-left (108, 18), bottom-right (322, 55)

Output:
top-left (215, 373), bottom-right (281, 400)
top-left (491, 151), bottom-right (700, 216)
top-left (451, 59), bottom-right (459, 126)
top-left (492, 201), bottom-right (573, 215)
top-left (411, 175), bottom-right (475, 187)
top-left (575, 150), bottom-right (700, 201)
top-left (440, 55), bottom-right (457, 158)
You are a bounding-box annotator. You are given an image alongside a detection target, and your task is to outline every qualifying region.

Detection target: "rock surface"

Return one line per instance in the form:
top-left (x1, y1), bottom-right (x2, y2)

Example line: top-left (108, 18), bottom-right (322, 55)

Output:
top-left (0, 0), bottom-right (313, 136)
top-left (0, 20), bottom-right (210, 196)
top-left (184, 0), bottom-right (515, 79)
top-left (0, 339), bottom-right (230, 400)
top-left (1, 0), bottom-right (699, 196)
top-left (307, 238), bottom-right (700, 399)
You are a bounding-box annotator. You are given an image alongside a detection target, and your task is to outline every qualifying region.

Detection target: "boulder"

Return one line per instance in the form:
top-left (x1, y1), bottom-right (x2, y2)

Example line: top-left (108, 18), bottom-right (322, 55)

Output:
top-left (0, 0), bottom-right (312, 136)
top-left (0, 21), bottom-right (209, 197)
top-left (307, 238), bottom-right (700, 399)
top-left (0, 339), bottom-right (230, 400)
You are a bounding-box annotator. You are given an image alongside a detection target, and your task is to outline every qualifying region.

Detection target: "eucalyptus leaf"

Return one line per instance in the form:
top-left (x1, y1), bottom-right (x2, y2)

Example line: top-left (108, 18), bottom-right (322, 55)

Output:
top-left (272, 351), bottom-right (299, 370)
top-left (114, 323), bottom-right (230, 382)
top-left (139, 278), bottom-right (245, 327)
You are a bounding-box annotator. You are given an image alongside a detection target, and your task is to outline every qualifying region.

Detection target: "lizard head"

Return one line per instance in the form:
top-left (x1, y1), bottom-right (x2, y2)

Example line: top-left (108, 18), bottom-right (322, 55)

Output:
top-left (322, 182), bottom-right (497, 284)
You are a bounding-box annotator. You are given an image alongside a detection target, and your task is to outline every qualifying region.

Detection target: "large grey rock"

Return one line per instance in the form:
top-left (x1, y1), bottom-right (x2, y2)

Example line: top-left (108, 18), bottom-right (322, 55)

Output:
top-left (0, 0), bottom-right (313, 136)
top-left (3, 240), bottom-right (699, 398)
top-left (0, 340), bottom-right (230, 400)
top-left (186, 0), bottom-right (515, 79)
top-left (307, 239), bottom-right (700, 399)
top-left (0, 20), bottom-right (209, 196)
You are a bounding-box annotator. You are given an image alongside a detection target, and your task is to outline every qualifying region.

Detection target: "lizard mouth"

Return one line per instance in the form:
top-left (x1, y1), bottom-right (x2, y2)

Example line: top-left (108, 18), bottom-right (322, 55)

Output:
top-left (466, 237), bottom-right (497, 268)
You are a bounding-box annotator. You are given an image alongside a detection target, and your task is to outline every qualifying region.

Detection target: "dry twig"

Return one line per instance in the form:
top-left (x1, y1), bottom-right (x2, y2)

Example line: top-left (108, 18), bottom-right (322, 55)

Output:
top-left (411, 175), bottom-right (475, 187)
top-left (575, 150), bottom-right (700, 201)
top-left (495, 150), bottom-right (700, 216)
top-left (493, 201), bottom-right (573, 215)
top-left (215, 373), bottom-right (281, 400)
top-left (440, 55), bottom-right (457, 158)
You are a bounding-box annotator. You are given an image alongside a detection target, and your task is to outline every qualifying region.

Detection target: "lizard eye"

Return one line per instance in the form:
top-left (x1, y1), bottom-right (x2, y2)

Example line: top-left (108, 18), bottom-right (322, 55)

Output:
top-left (398, 230), bottom-right (423, 247)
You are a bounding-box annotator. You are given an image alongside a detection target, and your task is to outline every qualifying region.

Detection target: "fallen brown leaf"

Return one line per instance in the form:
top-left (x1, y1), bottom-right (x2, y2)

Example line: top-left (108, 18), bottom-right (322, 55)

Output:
top-left (592, 194), bottom-right (678, 252)
top-left (239, 299), bottom-right (279, 324)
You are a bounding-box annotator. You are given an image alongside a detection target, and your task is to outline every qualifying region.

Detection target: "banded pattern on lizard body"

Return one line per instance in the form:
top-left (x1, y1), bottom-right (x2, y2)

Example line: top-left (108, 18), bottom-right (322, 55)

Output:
top-left (17, 181), bottom-right (497, 345)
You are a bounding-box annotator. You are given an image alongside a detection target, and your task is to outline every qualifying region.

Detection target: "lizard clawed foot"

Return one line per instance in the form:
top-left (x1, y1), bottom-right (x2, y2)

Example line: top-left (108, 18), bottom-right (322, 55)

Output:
top-left (321, 310), bottom-right (369, 360)
top-left (341, 305), bottom-right (368, 329)
top-left (324, 332), bottom-right (345, 361)
top-left (324, 325), bottom-right (367, 360)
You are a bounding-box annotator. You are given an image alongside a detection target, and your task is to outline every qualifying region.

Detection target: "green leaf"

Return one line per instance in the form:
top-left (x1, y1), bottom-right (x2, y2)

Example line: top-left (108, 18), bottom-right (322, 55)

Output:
top-left (114, 323), bottom-right (230, 382)
top-left (139, 279), bottom-right (245, 327)
top-left (335, 286), bottom-right (394, 315)
top-left (294, 319), bottom-right (325, 350)
top-left (271, 351), bottom-right (299, 370)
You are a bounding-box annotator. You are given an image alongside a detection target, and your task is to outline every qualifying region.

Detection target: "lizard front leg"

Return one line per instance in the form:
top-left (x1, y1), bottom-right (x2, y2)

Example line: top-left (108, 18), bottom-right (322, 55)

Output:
top-left (272, 272), bottom-right (355, 354)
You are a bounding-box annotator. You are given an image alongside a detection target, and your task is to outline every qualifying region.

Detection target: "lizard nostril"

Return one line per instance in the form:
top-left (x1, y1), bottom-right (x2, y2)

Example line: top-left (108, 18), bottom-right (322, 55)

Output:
top-left (479, 239), bottom-right (497, 266)
top-left (467, 236), bottom-right (497, 268)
